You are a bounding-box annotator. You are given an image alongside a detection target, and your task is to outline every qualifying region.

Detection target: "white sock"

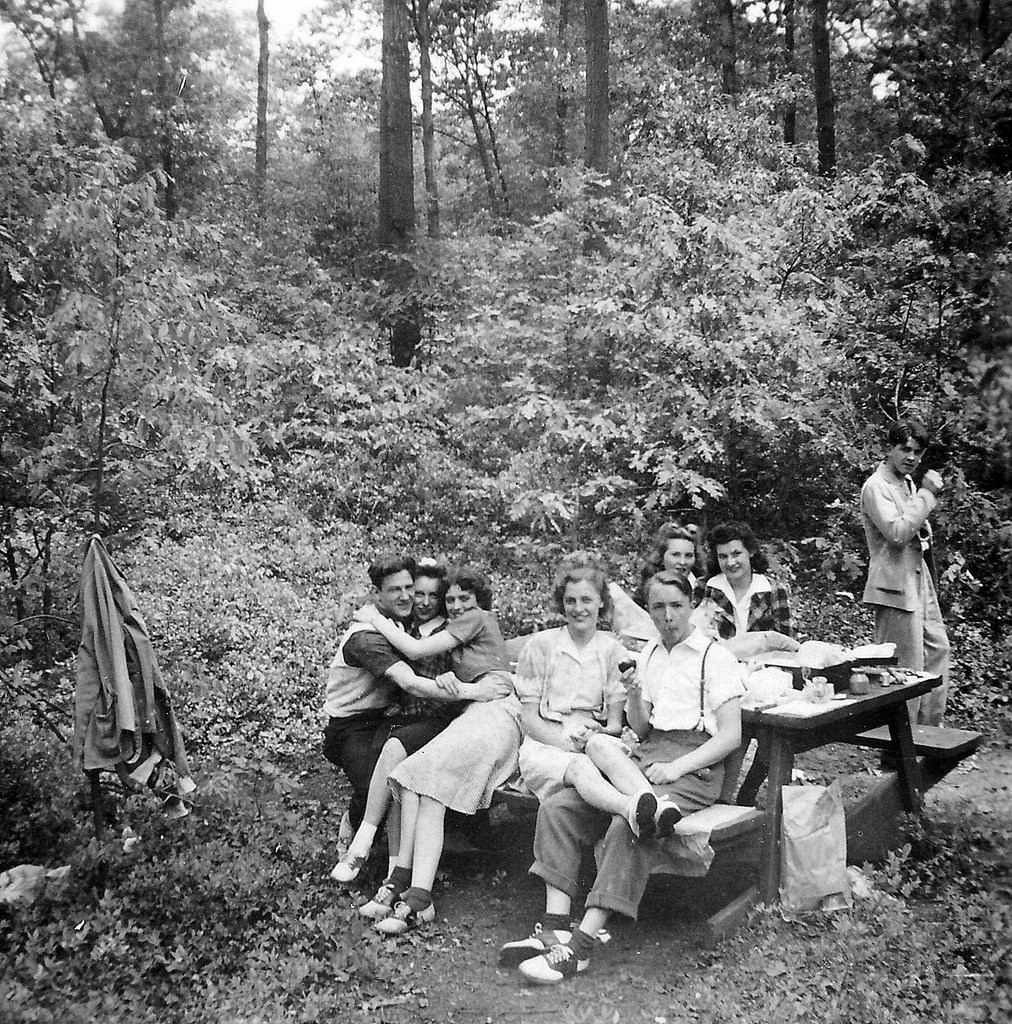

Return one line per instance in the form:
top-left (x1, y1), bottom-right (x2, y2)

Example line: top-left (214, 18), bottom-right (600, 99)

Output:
top-left (348, 822), bottom-right (378, 858)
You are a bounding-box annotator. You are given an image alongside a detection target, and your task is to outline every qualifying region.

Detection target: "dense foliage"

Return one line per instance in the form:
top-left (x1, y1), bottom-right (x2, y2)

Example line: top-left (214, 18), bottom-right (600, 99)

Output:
top-left (1, 1), bottom-right (1010, 1018)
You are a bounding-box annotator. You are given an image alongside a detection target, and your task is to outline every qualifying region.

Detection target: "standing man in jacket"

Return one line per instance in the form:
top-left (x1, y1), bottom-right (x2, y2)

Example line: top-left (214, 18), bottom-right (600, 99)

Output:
top-left (861, 419), bottom-right (950, 725)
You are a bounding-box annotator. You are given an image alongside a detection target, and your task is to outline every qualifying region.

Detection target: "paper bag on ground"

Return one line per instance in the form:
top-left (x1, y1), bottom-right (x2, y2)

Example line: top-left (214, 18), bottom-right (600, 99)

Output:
top-left (779, 781), bottom-right (851, 914)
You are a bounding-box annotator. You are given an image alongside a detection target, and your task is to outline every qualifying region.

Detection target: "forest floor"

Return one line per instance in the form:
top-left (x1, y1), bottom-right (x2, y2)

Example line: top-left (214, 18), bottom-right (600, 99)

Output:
top-left (305, 733), bottom-right (1012, 1024)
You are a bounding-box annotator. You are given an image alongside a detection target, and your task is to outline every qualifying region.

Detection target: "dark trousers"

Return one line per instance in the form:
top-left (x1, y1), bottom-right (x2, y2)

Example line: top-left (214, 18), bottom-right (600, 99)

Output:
top-left (322, 710), bottom-right (390, 828)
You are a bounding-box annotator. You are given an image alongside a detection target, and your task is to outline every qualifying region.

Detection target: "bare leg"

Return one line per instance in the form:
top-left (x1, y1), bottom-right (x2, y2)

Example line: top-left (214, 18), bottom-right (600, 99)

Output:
top-left (385, 795), bottom-right (401, 875)
top-left (407, 795), bottom-right (447, 892)
top-left (392, 789), bottom-right (420, 871)
top-left (564, 757), bottom-right (631, 816)
top-left (346, 739), bottom-right (407, 859)
top-left (584, 734), bottom-right (653, 796)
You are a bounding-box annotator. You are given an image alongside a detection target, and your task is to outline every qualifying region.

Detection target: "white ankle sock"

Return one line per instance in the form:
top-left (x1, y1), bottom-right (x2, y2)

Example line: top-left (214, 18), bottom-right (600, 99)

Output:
top-left (348, 822), bottom-right (378, 858)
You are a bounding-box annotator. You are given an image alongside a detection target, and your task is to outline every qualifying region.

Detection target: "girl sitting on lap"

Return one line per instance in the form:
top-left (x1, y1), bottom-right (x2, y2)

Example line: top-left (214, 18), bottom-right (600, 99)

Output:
top-left (515, 553), bottom-right (676, 839)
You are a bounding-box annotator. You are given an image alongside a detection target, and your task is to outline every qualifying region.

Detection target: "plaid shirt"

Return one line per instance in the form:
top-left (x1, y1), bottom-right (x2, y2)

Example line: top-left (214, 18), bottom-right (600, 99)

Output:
top-left (397, 619), bottom-right (458, 720)
top-left (701, 577), bottom-right (793, 640)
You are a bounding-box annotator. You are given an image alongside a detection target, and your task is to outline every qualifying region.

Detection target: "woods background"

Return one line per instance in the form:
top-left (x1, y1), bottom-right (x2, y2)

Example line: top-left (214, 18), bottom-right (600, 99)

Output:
top-left (1, 3), bottom-right (1011, 1021)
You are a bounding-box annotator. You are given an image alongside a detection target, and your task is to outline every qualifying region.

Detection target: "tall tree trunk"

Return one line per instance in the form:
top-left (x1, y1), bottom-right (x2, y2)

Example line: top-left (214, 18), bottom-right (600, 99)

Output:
top-left (379, 0), bottom-right (415, 246)
top-left (716, 0), bottom-right (737, 95)
top-left (473, 61), bottom-right (510, 214)
top-left (553, 0), bottom-right (570, 165)
top-left (379, 0), bottom-right (418, 366)
top-left (152, 0), bottom-right (177, 218)
top-left (584, 0), bottom-right (609, 172)
top-left (811, 0), bottom-right (836, 176)
top-left (461, 86), bottom-right (501, 215)
top-left (783, 0), bottom-right (797, 143)
top-left (414, 0), bottom-right (440, 238)
top-left (255, 0), bottom-right (269, 226)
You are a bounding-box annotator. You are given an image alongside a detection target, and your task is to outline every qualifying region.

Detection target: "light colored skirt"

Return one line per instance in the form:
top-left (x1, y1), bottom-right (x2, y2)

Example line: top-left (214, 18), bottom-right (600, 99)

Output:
top-left (388, 691), bottom-right (521, 814)
top-left (519, 737), bottom-right (590, 803)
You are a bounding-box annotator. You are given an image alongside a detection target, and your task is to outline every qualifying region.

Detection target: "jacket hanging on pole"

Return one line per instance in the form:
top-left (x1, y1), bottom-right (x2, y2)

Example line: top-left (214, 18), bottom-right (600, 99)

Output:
top-left (74, 535), bottom-right (191, 783)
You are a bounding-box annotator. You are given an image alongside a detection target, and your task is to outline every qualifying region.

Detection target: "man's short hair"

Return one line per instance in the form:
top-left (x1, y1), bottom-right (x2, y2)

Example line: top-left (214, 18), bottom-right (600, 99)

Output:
top-left (368, 554), bottom-right (417, 589)
top-left (887, 418), bottom-right (930, 450)
top-left (643, 570), bottom-right (694, 604)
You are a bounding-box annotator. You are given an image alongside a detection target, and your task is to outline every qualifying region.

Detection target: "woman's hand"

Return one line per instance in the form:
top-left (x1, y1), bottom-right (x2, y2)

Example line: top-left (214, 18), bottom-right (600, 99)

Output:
top-left (434, 671), bottom-right (462, 696)
top-left (353, 603), bottom-right (382, 626)
top-left (644, 760), bottom-right (684, 785)
top-left (563, 721), bottom-right (600, 752)
top-left (469, 674), bottom-right (512, 701)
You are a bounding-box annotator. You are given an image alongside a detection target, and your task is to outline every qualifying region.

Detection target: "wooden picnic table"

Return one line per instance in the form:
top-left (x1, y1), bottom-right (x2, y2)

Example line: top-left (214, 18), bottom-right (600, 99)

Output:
top-left (736, 673), bottom-right (943, 903)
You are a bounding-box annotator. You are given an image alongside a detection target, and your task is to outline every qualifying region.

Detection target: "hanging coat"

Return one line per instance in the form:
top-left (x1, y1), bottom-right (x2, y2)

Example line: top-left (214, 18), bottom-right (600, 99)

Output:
top-left (74, 536), bottom-right (191, 780)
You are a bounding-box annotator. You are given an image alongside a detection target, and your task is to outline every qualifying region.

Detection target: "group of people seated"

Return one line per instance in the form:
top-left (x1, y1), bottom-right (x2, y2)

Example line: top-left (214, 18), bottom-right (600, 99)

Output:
top-left (321, 520), bottom-right (799, 984)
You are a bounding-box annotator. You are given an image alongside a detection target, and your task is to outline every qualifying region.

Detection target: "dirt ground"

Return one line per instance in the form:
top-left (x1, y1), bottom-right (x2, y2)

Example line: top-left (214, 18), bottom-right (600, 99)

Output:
top-left (311, 739), bottom-right (1012, 1024)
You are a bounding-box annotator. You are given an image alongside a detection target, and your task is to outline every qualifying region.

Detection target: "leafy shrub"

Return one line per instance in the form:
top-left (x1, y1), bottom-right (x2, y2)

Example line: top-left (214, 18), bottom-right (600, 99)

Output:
top-left (0, 711), bottom-right (84, 869)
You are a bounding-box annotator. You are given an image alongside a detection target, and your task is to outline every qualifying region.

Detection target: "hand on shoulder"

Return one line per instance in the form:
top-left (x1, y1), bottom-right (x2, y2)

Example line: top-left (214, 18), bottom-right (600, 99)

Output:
top-left (353, 603), bottom-right (382, 625)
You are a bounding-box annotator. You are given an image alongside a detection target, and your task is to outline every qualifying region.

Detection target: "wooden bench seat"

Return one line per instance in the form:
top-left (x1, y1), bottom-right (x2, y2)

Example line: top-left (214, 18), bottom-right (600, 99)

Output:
top-left (492, 787), bottom-right (763, 844)
top-left (850, 724), bottom-right (983, 762)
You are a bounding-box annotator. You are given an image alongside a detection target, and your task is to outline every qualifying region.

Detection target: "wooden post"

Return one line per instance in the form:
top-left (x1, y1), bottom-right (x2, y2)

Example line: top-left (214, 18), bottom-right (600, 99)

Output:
top-left (88, 770), bottom-right (105, 840)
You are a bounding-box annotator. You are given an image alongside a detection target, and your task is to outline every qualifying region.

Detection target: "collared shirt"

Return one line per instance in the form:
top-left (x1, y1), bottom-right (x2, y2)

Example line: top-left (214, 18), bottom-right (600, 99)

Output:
top-left (637, 629), bottom-right (745, 733)
top-left (399, 616), bottom-right (454, 719)
top-left (702, 573), bottom-right (793, 641)
top-left (707, 572), bottom-right (773, 637)
top-left (514, 626), bottom-right (627, 723)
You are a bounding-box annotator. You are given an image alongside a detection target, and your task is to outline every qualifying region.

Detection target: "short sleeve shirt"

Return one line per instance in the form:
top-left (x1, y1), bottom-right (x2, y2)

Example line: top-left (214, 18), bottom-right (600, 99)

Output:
top-left (637, 629), bottom-right (745, 734)
top-left (343, 629), bottom-right (404, 678)
top-left (445, 608), bottom-right (511, 682)
top-left (514, 627), bottom-right (627, 723)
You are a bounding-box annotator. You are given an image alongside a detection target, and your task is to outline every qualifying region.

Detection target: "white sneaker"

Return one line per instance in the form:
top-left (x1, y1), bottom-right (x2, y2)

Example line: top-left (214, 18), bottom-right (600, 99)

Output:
top-left (329, 852), bottom-right (367, 884)
top-left (518, 942), bottom-right (589, 984)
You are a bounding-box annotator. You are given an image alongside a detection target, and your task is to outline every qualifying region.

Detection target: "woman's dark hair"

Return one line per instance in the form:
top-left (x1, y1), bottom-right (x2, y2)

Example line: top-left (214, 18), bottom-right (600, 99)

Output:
top-left (368, 553), bottom-right (417, 589)
top-left (705, 520), bottom-right (769, 576)
top-left (551, 552), bottom-right (613, 618)
top-left (413, 559), bottom-right (446, 584)
top-left (440, 566), bottom-right (494, 611)
top-left (887, 418), bottom-right (930, 450)
top-left (642, 570), bottom-right (694, 604)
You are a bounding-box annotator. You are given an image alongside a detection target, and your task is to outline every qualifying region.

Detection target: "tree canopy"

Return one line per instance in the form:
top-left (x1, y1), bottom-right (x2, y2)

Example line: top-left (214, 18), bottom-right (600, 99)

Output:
top-left (1, 0), bottom-right (1010, 666)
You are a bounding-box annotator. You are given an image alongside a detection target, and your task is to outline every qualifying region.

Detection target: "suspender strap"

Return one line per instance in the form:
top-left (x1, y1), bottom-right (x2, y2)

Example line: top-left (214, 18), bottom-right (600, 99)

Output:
top-left (695, 640), bottom-right (714, 732)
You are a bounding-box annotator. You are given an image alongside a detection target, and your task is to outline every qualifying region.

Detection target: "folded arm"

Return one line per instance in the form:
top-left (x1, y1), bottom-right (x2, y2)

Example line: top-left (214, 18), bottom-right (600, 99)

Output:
top-left (385, 661), bottom-right (468, 701)
top-left (357, 605), bottom-right (461, 660)
top-left (863, 477), bottom-right (936, 547)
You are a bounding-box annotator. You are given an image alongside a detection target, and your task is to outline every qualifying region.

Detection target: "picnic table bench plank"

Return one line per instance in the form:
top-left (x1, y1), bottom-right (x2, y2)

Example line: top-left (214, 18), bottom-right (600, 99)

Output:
top-left (850, 724), bottom-right (983, 761)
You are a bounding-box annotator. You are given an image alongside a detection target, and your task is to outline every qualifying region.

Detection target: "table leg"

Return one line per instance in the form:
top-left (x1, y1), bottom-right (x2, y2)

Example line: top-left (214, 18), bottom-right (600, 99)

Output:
top-left (737, 735), bottom-right (771, 807)
top-left (884, 704), bottom-right (924, 812)
top-left (759, 737), bottom-right (794, 904)
top-left (88, 769), bottom-right (105, 840)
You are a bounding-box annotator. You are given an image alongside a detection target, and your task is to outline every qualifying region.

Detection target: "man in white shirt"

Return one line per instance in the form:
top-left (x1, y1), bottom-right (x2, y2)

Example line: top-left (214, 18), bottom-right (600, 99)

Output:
top-left (501, 571), bottom-right (744, 985)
